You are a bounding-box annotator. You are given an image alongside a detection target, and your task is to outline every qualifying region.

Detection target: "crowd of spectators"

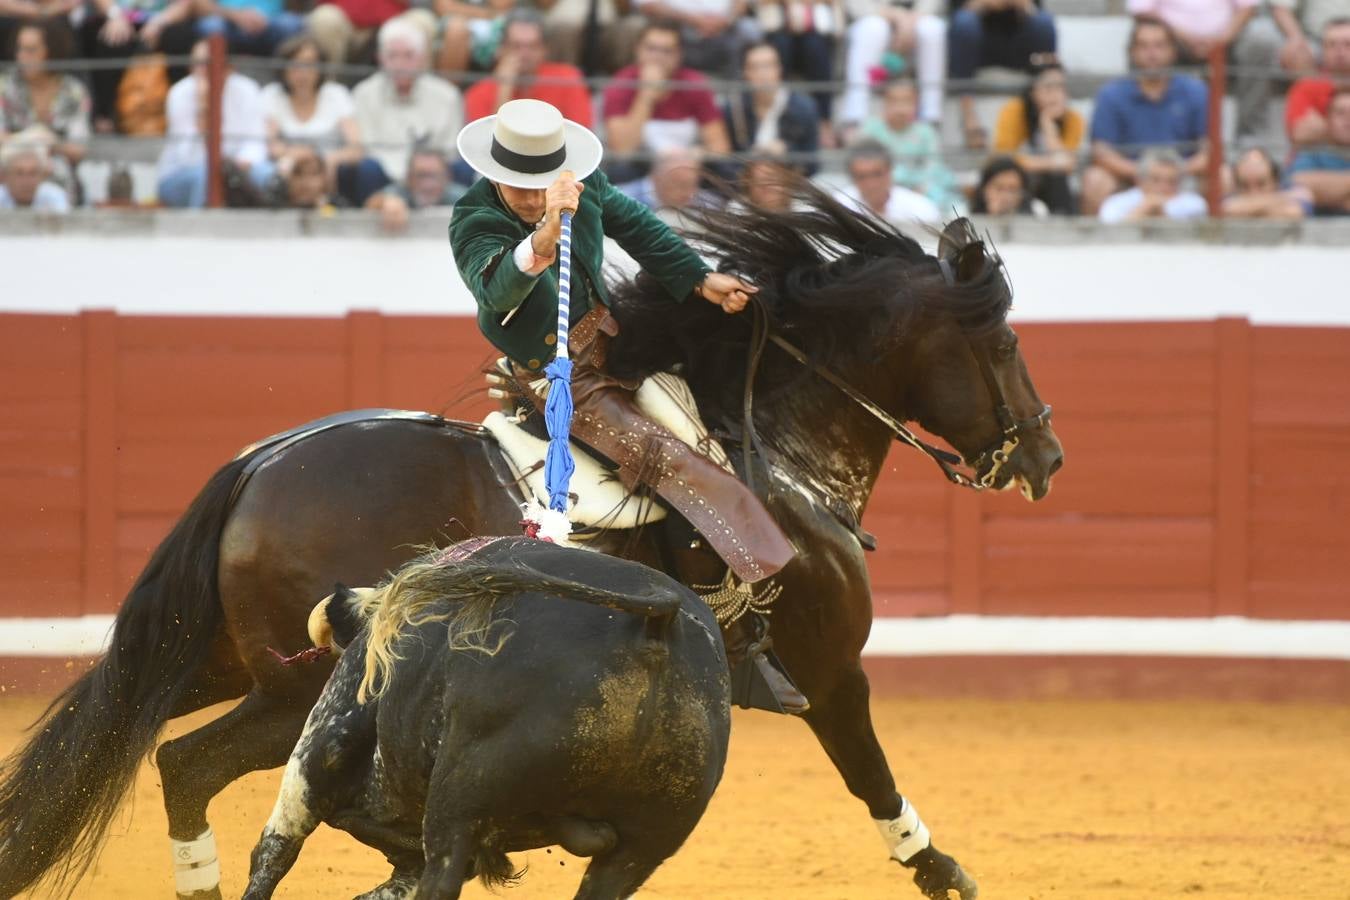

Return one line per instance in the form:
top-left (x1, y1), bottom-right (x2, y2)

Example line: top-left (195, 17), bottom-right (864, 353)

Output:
top-left (1, 0), bottom-right (1348, 222)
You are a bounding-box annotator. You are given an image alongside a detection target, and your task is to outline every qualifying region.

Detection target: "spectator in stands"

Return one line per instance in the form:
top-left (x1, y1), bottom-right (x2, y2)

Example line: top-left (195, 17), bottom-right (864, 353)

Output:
top-left (860, 74), bottom-right (960, 211)
top-left (436, 0), bottom-right (517, 77)
top-left (81, 0), bottom-right (196, 133)
top-left (353, 17), bottom-right (463, 185)
top-left (366, 144), bottom-right (463, 230)
top-left (724, 40), bottom-right (818, 173)
top-left (263, 36), bottom-right (388, 206)
top-left (1223, 146), bottom-right (1310, 219)
top-left (620, 145), bottom-right (717, 213)
top-left (740, 149), bottom-right (793, 211)
top-left (0, 130), bottom-right (68, 210)
top-left (630, 0), bottom-right (756, 75)
top-left (992, 55), bottom-right (1080, 213)
top-left (156, 38), bottom-right (271, 207)
top-left (839, 0), bottom-right (946, 133)
top-left (754, 0), bottom-right (836, 125)
top-left (1271, 2), bottom-right (1349, 74)
top-left (948, 0), bottom-right (1057, 150)
top-left (463, 10), bottom-right (592, 126)
top-left (1082, 16), bottom-right (1208, 216)
top-left (969, 154), bottom-right (1047, 216)
top-left (535, 0), bottom-right (643, 72)
top-left (1127, 0), bottom-right (1279, 140)
top-left (1290, 86), bottom-right (1350, 213)
top-left (306, 0), bottom-right (436, 68)
top-left (602, 20), bottom-right (731, 183)
top-left (194, 0), bottom-right (305, 57)
top-left (838, 137), bottom-right (941, 222)
top-left (269, 142), bottom-right (347, 208)
top-left (0, 17), bottom-right (88, 200)
top-left (1098, 147), bottom-right (1207, 222)
top-left (1286, 17), bottom-right (1350, 146)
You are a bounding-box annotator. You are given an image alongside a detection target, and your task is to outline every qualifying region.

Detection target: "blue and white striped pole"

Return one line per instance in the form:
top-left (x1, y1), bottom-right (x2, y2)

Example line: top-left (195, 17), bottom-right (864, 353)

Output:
top-left (542, 209), bottom-right (576, 516)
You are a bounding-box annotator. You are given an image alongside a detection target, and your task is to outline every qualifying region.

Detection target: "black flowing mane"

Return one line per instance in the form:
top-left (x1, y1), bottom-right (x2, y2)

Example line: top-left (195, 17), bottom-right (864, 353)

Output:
top-left (606, 179), bottom-right (1013, 428)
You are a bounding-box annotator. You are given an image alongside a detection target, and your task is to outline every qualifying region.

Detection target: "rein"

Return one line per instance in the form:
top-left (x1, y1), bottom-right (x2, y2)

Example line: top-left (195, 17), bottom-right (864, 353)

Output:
top-left (737, 255), bottom-right (1052, 497)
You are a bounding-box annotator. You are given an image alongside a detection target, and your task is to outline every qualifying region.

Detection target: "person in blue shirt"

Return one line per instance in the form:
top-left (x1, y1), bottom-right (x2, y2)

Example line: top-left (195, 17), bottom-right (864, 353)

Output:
top-left (195, 0), bottom-right (305, 55)
top-left (1081, 16), bottom-right (1208, 215)
top-left (1290, 87), bottom-right (1350, 215)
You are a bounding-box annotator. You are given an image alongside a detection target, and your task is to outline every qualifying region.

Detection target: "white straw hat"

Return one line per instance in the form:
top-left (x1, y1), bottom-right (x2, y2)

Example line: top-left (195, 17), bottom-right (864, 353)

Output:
top-left (456, 99), bottom-right (602, 189)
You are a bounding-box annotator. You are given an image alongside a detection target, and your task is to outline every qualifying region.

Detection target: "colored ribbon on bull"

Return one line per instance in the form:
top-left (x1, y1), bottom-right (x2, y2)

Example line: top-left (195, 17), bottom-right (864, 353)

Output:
top-left (542, 209), bottom-right (576, 514)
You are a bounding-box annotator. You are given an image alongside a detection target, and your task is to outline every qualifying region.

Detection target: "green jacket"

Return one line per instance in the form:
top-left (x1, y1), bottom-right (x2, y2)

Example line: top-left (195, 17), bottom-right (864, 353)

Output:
top-left (449, 169), bottom-right (710, 371)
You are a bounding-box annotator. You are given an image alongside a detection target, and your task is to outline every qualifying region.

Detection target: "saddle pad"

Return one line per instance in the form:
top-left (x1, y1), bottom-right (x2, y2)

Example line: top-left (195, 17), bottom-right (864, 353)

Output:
top-left (634, 372), bottom-right (734, 474)
top-left (482, 411), bottom-right (667, 531)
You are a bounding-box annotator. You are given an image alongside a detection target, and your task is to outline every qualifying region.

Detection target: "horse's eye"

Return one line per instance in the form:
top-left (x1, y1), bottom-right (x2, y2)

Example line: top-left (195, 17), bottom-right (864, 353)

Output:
top-left (996, 343), bottom-right (1017, 361)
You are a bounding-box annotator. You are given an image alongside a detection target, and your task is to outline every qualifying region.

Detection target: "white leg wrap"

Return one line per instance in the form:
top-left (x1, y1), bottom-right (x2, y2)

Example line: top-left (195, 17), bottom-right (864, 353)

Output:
top-left (170, 827), bottom-right (221, 895)
top-left (874, 798), bottom-right (931, 864)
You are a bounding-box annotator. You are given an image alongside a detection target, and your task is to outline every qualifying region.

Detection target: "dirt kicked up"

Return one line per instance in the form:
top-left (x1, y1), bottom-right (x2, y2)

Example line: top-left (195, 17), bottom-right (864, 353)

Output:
top-left (4, 696), bottom-right (1348, 899)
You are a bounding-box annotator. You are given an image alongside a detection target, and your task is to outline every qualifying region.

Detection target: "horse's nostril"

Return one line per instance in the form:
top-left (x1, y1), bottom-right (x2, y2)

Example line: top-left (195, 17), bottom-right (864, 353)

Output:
top-left (1048, 454), bottom-right (1064, 478)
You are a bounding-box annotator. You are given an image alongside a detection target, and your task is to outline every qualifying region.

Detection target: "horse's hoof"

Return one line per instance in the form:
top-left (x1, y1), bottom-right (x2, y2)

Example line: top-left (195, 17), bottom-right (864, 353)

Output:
top-left (905, 845), bottom-right (978, 899)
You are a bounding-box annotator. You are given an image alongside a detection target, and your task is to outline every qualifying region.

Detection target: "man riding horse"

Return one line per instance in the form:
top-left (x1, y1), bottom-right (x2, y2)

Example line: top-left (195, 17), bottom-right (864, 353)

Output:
top-left (451, 99), bottom-right (805, 712)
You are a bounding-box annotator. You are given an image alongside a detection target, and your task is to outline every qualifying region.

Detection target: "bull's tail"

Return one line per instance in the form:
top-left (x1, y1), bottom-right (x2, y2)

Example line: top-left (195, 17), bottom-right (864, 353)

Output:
top-left (0, 452), bottom-right (252, 897)
top-left (352, 547), bottom-right (683, 703)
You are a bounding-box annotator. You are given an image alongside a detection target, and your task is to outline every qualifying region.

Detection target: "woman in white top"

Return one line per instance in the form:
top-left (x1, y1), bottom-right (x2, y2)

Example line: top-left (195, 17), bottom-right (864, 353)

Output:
top-left (262, 35), bottom-right (390, 205)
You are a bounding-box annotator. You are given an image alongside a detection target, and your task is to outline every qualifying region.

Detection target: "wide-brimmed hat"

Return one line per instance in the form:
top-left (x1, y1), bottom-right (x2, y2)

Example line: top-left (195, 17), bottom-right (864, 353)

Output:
top-left (456, 99), bottom-right (602, 189)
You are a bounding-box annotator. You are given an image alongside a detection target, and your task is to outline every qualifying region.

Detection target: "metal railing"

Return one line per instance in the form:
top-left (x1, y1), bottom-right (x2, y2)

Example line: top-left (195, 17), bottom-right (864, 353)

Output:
top-left (7, 42), bottom-right (1342, 215)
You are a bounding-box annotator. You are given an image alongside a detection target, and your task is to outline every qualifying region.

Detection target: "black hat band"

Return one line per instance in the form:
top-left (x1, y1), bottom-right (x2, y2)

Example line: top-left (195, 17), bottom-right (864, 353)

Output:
top-left (490, 136), bottom-right (566, 174)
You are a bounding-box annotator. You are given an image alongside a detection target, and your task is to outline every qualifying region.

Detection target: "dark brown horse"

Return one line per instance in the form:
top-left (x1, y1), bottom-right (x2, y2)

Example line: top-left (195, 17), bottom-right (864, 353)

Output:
top-left (0, 189), bottom-right (1062, 899)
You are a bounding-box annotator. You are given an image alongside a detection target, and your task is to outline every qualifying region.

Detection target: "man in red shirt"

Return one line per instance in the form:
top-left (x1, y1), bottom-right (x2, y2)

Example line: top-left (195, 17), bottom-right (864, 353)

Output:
top-left (463, 9), bottom-right (593, 125)
top-left (601, 19), bottom-right (731, 182)
top-left (1286, 17), bottom-right (1350, 146)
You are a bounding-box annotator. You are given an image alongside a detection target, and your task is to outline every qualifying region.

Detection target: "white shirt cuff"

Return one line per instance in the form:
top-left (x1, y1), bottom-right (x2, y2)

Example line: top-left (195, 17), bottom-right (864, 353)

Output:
top-left (513, 235), bottom-right (553, 276)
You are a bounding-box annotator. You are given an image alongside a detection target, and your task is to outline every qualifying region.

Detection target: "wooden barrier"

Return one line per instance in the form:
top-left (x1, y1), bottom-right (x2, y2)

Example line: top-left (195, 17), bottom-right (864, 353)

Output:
top-left (2, 312), bottom-right (1349, 623)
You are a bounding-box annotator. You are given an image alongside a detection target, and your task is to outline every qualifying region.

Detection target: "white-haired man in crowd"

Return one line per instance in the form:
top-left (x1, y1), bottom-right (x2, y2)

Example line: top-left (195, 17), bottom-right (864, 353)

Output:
top-left (1099, 147), bottom-right (1208, 223)
top-left (837, 138), bottom-right (942, 224)
top-left (353, 17), bottom-right (464, 185)
top-left (620, 146), bottom-right (718, 221)
top-left (0, 136), bottom-right (70, 213)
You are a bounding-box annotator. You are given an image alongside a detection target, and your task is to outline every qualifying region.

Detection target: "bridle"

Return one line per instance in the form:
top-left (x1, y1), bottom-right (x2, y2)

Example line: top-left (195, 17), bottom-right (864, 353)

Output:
top-left (738, 255), bottom-right (1052, 495)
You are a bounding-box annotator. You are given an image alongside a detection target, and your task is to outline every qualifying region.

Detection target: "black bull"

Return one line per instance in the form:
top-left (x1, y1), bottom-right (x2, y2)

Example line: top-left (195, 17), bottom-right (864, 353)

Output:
top-left (242, 538), bottom-right (732, 900)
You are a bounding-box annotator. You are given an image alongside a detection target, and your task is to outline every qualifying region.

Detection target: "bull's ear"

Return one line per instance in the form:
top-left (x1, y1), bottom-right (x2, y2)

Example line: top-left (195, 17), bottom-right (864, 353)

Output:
top-left (937, 217), bottom-right (975, 261)
top-left (333, 582), bottom-right (355, 602)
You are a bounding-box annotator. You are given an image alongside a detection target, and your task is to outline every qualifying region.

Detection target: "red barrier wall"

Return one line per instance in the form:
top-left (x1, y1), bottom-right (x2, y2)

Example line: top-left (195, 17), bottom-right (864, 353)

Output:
top-left (2, 312), bottom-right (1348, 622)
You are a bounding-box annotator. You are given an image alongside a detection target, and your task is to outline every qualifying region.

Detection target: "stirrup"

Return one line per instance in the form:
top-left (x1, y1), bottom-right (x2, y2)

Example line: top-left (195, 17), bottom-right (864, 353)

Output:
top-left (729, 615), bottom-right (809, 716)
top-left (730, 648), bottom-right (809, 716)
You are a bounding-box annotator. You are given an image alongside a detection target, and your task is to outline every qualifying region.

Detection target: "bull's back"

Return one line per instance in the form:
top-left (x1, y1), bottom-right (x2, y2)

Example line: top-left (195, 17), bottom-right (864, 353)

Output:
top-left (437, 593), bottom-right (730, 831)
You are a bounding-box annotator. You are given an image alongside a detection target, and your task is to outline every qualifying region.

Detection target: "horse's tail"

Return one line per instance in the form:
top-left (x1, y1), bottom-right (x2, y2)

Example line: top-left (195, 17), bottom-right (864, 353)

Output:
top-left (356, 550), bottom-right (684, 703)
top-left (0, 451), bottom-right (251, 897)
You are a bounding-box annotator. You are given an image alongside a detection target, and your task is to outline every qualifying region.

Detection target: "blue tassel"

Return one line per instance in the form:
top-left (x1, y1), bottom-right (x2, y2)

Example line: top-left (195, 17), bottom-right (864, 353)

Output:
top-left (543, 355), bottom-right (575, 513)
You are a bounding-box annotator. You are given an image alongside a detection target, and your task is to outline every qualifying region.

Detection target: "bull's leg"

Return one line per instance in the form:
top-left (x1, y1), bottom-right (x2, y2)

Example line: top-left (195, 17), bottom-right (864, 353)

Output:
top-left (413, 828), bottom-right (478, 900)
top-left (350, 869), bottom-right (420, 900)
top-left (239, 747), bottom-right (328, 900)
top-left (572, 846), bottom-right (664, 900)
top-left (331, 818), bottom-right (423, 900)
top-left (804, 665), bottom-right (978, 900)
top-left (242, 671), bottom-right (379, 899)
top-left (158, 688), bottom-right (313, 899)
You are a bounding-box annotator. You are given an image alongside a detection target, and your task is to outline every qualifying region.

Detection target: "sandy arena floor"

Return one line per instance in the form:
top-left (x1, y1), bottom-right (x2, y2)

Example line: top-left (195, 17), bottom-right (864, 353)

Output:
top-left (5, 696), bottom-right (1349, 899)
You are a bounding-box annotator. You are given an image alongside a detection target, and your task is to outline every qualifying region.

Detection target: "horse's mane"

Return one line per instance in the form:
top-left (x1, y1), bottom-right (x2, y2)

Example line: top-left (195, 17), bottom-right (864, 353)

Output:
top-left (606, 178), bottom-right (1012, 427)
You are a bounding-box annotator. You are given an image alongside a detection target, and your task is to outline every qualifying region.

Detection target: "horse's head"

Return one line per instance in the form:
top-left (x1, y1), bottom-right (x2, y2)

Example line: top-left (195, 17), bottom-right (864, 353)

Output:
top-left (903, 220), bottom-right (1063, 501)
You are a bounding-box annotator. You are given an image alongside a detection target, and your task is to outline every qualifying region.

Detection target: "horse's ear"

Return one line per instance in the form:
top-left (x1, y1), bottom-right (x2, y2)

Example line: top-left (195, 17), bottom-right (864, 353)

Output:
top-left (333, 582), bottom-right (355, 601)
top-left (954, 239), bottom-right (989, 283)
top-left (936, 218), bottom-right (976, 261)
